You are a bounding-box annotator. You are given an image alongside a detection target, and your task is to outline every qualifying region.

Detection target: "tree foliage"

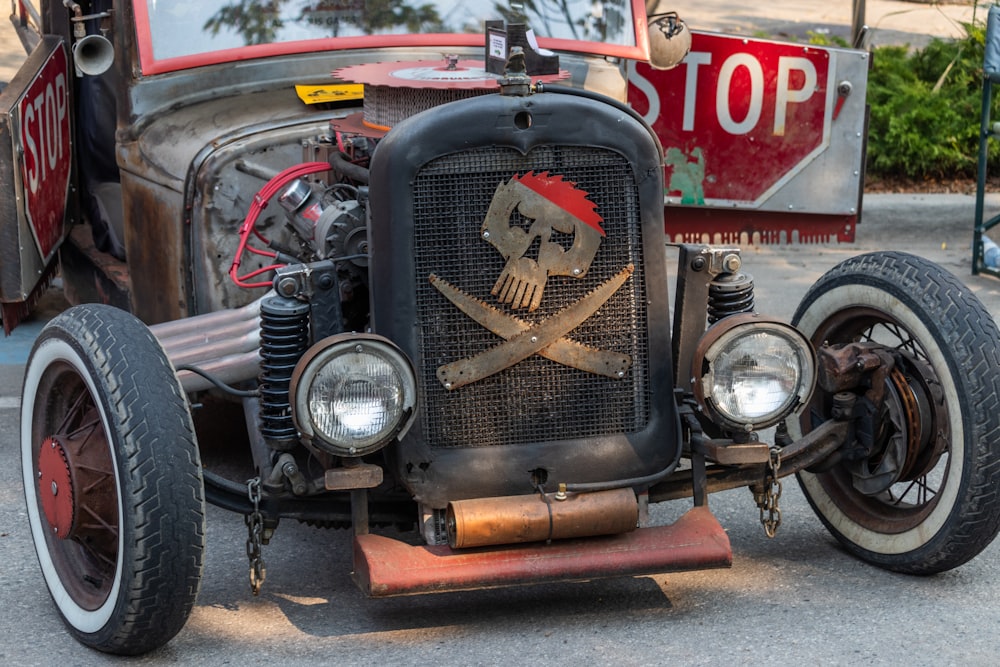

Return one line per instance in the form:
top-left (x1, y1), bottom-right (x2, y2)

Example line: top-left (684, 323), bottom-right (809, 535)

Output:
top-left (865, 21), bottom-right (999, 180)
top-left (204, 0), bottom-right (442, 44)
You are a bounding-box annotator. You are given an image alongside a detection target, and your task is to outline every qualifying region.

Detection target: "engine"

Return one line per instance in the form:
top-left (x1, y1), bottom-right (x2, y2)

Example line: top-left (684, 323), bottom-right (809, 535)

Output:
top-left (162, 56), bottom-right (683, 524)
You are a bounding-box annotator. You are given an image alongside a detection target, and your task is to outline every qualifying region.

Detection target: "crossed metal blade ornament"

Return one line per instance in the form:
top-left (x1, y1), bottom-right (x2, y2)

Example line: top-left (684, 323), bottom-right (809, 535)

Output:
top-left (430, 264), bottom-right (634, 390)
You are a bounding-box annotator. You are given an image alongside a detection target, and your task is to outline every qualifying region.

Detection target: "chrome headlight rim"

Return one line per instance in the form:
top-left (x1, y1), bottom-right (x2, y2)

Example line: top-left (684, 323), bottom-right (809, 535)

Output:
top-left (692, 313), bottom-right (816, 433)
top-left (290, 333), bottom-right (418, 457)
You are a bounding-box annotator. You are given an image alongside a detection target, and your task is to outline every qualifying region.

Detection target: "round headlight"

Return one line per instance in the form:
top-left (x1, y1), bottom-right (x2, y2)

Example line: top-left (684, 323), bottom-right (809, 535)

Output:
top-left (291, 334), bottom-right (417, 457)
top-left (693, 314), bottom-right (815, 432)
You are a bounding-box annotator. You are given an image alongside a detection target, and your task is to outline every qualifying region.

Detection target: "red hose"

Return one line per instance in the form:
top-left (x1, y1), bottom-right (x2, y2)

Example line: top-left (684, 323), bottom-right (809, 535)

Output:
top-left (229, 162), bottom-right (331, 288)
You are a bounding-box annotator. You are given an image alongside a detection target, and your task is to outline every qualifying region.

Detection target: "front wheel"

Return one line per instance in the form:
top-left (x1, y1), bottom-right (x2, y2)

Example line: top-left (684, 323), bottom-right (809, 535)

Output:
top-left (21, 304), bottom-right (205, 654)
top-left (791, 251), bottom-right (1000, 574)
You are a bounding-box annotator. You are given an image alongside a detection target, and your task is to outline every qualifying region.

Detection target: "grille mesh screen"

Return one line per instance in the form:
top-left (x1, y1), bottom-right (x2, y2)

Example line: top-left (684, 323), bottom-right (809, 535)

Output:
top-left (412, 146), bottom-right (650, 448)
top-left (364, 85), bottom-right (491, 128)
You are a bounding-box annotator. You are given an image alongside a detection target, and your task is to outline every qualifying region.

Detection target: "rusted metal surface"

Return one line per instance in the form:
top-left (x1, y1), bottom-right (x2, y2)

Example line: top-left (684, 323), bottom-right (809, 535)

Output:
top-left (121, 178), bottom-right (187, 324)
top-left (671, 244), bottom-right (744, 392)
top-left (481, 172), bottom-right (604, 312)
top-left (446, 488), bottom-right (638, 549)
top-left (816, 341), bottom-right (894, 397)
top-left (435, 264), bottom-right (634, 389)
top-left (60, 224), bottom-right (131, 311)
top-left (811, 334), bottom-right (950, 499)
top-left (324, 463), bottom-right (383, 491)
top-left (648, 419), bottom-right (849, 502)
top-left (429, 273), bottom-right (630, 378)
top-left (0, 37), bottom-right (74, 324)
top-left (353, 505), bottom-right (731, 598)
top-left (700, 439), bottom-right (771, 465)
top-left (1, 259), bottom-right (56, 334)
top-left (664, 209), bottom-right (858, 246)
top-left (11, 0), bottom-right (42, 53)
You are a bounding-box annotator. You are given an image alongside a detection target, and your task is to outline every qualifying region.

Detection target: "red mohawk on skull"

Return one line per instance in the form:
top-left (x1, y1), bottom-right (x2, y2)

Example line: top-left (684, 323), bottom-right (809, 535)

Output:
top-left (511, 171), bottom-right (605, 237)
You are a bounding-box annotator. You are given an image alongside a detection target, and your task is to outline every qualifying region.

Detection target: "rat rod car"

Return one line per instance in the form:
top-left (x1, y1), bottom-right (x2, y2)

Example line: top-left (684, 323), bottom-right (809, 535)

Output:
top-left (4, 0), bottom-right (1000, 656)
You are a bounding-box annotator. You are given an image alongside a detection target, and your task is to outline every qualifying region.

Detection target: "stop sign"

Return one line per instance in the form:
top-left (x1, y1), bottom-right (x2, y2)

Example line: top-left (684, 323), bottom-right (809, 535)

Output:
top-left (629, 32), bottom-right (832, 207)
top-left (17, 44), bottom-right (71, 261)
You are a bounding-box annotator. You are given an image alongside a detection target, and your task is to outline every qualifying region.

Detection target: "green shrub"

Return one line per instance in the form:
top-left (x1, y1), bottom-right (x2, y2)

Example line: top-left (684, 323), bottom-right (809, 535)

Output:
top-left (865, 21), bottom-right (999, 180)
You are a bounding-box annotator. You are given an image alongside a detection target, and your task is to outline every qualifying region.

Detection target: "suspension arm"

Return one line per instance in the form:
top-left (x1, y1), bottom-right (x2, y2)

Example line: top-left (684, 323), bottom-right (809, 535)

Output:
top-left (647, 419), bottom-right (849, 502)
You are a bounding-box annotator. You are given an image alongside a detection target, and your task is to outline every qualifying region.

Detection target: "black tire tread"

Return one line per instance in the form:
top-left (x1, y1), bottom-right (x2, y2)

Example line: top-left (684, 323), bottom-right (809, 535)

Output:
top-left (31, 304), bottom-right (205, 654)
top-left (793, 251), bottom-right (1000, 574)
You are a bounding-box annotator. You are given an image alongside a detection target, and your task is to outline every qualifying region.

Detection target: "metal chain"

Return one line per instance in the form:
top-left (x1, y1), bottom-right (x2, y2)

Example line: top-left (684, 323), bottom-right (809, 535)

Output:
top-left (758, 447), bottom-right (783, 538)
top-left (245, 477), bottom-right (266, 596)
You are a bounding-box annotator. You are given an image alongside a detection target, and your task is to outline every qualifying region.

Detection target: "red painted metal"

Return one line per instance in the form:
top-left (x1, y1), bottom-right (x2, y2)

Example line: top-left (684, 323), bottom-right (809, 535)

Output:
top-left (38, 437), bottom-right (74, 539)
top-left (16, 42), bottom-right (71, 262)
top-left (353, 505), bottom-right (731, 598)
top-left (632, 34), bottom-right (832, 207)
top-left (666, 208), bottom-right (857, 245)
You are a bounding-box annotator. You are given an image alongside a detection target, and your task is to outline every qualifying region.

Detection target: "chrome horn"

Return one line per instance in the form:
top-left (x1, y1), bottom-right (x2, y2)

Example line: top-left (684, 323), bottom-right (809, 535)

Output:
top-left (63, 0), bottom-right (115, 76)
top-left (73, 33), bottom-right (114, 76)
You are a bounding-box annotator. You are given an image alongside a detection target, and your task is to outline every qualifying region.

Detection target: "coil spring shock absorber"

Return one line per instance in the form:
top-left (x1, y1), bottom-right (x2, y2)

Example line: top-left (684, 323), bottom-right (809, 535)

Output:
top-left (708, 271), bottom-right (755, 323)
top-left (259, 295), bottom-right (310, 451)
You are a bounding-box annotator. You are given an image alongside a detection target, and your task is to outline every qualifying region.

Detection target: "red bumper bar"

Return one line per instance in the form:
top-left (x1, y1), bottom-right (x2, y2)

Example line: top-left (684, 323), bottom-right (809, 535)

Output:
top-left (353, 505), bottom-right (732, 598)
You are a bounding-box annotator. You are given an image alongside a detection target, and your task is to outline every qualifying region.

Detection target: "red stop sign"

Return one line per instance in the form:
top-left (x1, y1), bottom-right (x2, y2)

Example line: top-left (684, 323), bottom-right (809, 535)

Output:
top-left (17, 44), bottom-right (71, 261)
top-left (629, 33), bottom-right (832, 206)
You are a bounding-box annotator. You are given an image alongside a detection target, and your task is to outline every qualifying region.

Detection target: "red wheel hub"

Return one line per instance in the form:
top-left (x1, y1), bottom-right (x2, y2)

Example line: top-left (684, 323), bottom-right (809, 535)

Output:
top-left (38, 436), bottom-right (75, 539)
top-left (35, 410), bottom-right (118, 544)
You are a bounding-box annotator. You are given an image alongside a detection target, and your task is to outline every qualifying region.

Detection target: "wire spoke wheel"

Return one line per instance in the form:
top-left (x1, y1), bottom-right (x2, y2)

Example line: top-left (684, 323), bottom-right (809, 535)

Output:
top-left (802, 307), bottom-right (948, 531)
top-left (33, 370), bottom-right (120, 611)
top-left (21, 304), bottom-right (205, 654)
top-left (791, 252), bottom-right (1000, 574)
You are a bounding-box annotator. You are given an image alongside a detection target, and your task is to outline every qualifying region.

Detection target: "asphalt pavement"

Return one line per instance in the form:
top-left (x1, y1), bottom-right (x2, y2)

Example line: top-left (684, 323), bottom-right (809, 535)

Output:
top-left (3, 4), bottom-right (1000, 665)
top-left (679, 0), bottom-right (982, 48)
top-left (2, 182), bottom-right (999, 663)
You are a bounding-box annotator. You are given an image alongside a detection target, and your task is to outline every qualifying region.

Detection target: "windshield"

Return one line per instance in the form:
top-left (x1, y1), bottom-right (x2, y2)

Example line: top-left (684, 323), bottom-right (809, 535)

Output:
top-left (136, 0), bottom-right (646, 74)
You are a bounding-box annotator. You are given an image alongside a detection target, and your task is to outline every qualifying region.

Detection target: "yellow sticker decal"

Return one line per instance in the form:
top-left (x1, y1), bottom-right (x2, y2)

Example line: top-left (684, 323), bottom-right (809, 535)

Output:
top-left (295, 84), bottom-right (364, 104)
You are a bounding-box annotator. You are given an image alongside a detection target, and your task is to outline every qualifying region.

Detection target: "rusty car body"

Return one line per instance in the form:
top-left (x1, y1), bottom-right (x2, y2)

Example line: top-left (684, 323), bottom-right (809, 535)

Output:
top-left (3, 0), bottom-right (1000, 655)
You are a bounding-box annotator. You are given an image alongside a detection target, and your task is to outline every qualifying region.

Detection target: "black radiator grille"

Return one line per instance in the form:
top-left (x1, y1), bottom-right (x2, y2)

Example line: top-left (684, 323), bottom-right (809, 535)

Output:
top-left (412, 146), bottom-right (650, 448)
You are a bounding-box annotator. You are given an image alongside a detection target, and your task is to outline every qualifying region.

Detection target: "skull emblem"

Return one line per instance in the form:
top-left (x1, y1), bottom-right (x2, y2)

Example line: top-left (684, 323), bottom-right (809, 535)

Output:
top-left (481, 172), bottom-right (605, 311)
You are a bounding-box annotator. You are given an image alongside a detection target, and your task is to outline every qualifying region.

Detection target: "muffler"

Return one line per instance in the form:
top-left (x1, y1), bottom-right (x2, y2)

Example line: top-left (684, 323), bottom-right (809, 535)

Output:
top-left (446, 487), bottom-right (638, 549)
